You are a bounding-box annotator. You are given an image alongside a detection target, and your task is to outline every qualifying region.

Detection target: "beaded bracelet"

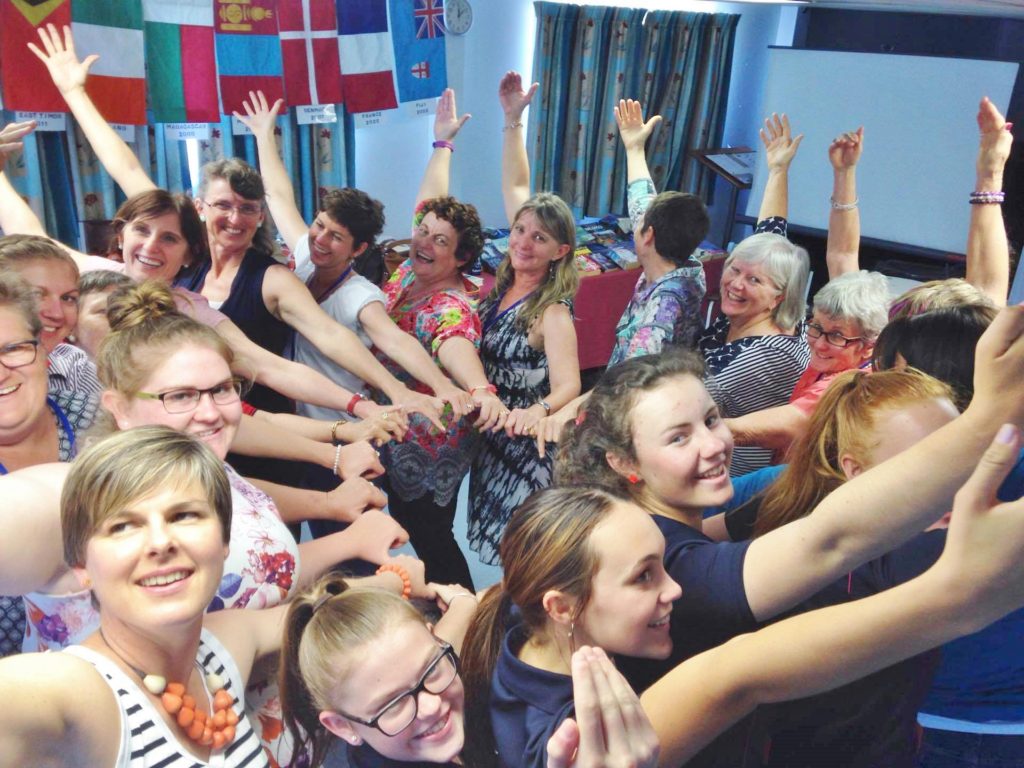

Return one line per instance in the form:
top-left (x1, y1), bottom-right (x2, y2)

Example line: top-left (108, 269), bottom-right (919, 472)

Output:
top-left (830, 196), bottom-right (859, 211)
top-left (377, 563), bottom-right (413, 599)
top-left (469, 384), bottom-right (497, 395)
top-left (346, 392), bottom-right (366, 417)
top-left (970, 190), bottom-right (1005, 205)
top-left (503, 120), bottom-right (524, 131)
top-left (332, 444), bottom-right (342, 477)
top-left (432, 139), bottom-right (455, 152)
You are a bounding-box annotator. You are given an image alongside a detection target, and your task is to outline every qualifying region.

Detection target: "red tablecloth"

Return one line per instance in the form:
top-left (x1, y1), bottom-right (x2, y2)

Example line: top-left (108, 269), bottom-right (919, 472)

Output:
top-left (479, 269), bottom-right (640, 371)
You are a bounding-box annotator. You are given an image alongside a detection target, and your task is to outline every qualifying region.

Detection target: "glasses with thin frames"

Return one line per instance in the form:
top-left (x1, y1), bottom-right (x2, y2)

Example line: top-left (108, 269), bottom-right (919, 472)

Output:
top-left (204, 199), bottom-right (263, 218)
top-left (135, 377), bottom-right (251, 414)
top-left (0, 339), bottom-right (40, 369)
top-left (339, 641), bottom-right (459, 737)
top-left (805, 322), bottom-right (865, 349)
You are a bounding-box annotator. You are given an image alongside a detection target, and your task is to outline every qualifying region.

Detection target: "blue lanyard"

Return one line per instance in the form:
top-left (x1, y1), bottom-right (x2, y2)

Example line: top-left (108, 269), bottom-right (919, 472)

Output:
top-left (482, 291), bottom-right (533, 334)
top-left (0, 397), bottom-right (75, 475)
top-left (308, 264), bottom-right (354, 304)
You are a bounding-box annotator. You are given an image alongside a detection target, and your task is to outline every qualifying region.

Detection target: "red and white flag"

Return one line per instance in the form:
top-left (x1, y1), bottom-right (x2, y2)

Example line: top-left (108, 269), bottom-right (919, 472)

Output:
top-left (278, 0), bottom-right (343, 107)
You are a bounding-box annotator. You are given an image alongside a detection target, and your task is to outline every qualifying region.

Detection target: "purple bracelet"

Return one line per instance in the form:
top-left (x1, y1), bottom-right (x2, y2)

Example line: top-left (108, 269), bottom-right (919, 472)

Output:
top-left (432, 140), bottom-right (455, 152)
top-left (970, 190), bottom-right (1005, 205)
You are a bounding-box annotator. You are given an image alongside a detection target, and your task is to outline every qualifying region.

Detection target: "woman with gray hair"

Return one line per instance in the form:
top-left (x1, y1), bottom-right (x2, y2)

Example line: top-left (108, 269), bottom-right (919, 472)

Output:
top-left (725, 269), bottom-right (890, 457)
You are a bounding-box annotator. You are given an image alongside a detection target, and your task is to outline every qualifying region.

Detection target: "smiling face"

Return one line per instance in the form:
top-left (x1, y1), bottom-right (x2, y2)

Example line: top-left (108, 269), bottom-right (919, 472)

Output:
top-left (409, 212), bottom-right (463, 288)
top-left (200, 178), bottom-right (265, 255)
top-left (626, 374), bottom-right (735, 516)
top-left (719, 259), bottom-right (783, 328)
top-left (0, 306), bottom-right (49, 443)
top-left (322, 619), bottom-right (465, 763)
top-left (307, 212), bottom-right (365, 272)
top-left (575, 501), bottom-right (682, 659)
top-left (508, 210), bottom-right (570, 277)
top-left (81, 481), bottom-right (227, 630)
top-left (104, 343), bottom-right (241, 460)
top-left (16, 259), bottom-right (79, 351)
top-left (807, 310), bottom-right (871, 375)
top-left (119, 211), bottom-right (192, 283)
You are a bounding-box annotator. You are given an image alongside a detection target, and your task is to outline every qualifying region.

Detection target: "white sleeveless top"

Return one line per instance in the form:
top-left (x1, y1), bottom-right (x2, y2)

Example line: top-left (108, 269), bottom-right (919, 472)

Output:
top-left (64, 629), bottom-right (269, 768)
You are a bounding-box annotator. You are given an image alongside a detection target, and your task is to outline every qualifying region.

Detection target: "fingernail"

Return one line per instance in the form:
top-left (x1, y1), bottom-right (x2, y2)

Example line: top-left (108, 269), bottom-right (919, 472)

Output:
top-left (996, 423), bottom-right (1016, 444)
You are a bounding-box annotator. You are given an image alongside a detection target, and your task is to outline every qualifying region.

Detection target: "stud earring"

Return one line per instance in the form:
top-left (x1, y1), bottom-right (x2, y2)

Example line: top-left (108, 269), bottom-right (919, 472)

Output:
top-left (627, 473), bottom-right (640, 484)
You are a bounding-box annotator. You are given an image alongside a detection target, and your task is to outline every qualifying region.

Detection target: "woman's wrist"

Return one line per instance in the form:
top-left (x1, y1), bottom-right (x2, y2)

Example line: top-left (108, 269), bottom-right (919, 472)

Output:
top-left (352, 398), bottom-right (375, 419)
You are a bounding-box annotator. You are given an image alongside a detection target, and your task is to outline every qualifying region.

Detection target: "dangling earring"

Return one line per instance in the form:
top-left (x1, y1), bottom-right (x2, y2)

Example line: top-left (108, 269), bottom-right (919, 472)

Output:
top-left (548, 260), bottom-right (556, 278)
top-left (568, 620), bottom-right (576, 653)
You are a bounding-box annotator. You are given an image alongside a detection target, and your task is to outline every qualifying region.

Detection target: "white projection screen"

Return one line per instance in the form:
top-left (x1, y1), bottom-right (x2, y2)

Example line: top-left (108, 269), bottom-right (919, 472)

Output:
top-left (745, 48), bottom-right (1019, 254)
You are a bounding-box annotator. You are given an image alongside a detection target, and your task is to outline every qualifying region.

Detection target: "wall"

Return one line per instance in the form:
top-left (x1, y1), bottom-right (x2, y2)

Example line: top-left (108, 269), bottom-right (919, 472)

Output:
top-left (355, 0), bottom-right (786, 241)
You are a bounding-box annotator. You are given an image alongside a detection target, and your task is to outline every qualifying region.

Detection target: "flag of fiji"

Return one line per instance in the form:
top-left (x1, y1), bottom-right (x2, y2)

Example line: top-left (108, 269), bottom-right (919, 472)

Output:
top-left (389, 0), bottom-right (446, 104)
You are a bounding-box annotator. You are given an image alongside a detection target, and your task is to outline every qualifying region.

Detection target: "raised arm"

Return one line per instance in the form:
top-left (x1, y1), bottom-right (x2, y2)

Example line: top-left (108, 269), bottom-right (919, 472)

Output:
top-left (644, 427), bottom-right (1024, 767)
top-left (757, 113), bottom-right (803, 223)
top-left (967, 96), bottom-right (1013, 306)
top-left (499, 71), bottom-right (538, 222)
top-left (264, 266), bottom-right (447, 430)
top-left (0, 168), bottom-right (49, 238)
top-left (825, 127), bottom-right (864, 278)
top-left (29, 24), bottom-right (156, 197)
top-left (415, 88), bottom-right (470, 208)
top-left (615, 99), bottom-right (661, 187)
top-left (234, 91), bottom-right (309, 250)
top-left (740, 303), bottom-right (1024, 620)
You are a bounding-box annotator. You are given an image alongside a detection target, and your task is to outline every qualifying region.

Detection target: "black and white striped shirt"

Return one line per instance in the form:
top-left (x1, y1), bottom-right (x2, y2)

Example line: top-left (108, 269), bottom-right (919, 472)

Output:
top-left (65, 630), bottom-right (268, 768)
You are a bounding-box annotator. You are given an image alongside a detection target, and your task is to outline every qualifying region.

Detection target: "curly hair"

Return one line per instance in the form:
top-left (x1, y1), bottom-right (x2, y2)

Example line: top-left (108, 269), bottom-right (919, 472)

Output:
top-left (320, 187), bottom-right (386, 250)
top-left (414, 196), bottom-right (484, 273)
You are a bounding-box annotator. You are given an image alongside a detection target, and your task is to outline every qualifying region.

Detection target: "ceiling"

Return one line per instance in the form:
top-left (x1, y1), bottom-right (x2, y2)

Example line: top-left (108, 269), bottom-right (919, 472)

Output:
top-left (734, 0), bottom-right (1024, 18)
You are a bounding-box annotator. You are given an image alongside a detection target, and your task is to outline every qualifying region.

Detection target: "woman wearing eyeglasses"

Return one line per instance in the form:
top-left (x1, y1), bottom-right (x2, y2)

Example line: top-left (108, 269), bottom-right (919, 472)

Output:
top-left (722, 269), bottom-right (890, 460)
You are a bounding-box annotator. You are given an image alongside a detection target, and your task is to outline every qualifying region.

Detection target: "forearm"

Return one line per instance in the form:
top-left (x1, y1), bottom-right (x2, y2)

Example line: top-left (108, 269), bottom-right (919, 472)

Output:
top-left (295, 532), bottom-right (370, 589)
top-left (725, 405), bottom-right (806, 451)
top-left (826, 168), bottom-right (860, 278)
top-left (374, 328), bottom-right (452, 393)
top-left (253, 410), bottom-right (335, 443)
top-left (624, 145), bottom-right (653, 186)
top-left (433, 597), bottom-right (479, 655)
top-left (249, 479), bottom-right (332, 524)
top-left (253, 131), bottom-right (308, 250)
top-left (254, 352), bottom-right (362, 412)
top-left (233, 414), bottom-right (334, 470)
top-left (966, 167), bottom-right (1009, 306)
top-left (757, 169), bottom-right (789, 222)
top-left (61, 87), bottom-right (156, 196)
top-left (502, 122), bottom-right (531, 223)
top-left (0, 170), bottom-right (48, 237)
top-left (415, 146), bottom-right (452, 208)
top-left (437, 337), bottom-right (489, 391)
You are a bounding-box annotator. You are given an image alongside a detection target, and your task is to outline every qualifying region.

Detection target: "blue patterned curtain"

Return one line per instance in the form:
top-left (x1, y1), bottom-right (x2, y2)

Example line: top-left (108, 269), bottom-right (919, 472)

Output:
top-left (529, 2), bottom-right (739, 217)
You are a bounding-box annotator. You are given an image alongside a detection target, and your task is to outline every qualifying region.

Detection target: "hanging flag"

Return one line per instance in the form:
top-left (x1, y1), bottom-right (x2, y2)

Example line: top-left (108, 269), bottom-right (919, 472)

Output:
top-left (142, 0), bottom-right (219, 123)
top-left (279, 0), bottom-right (343, 107)
top-left (0, 0), bottom-right (71, 113)
top-left (390, 0), bottom-right (447, 104)
top-left (336, 0), bottom-right (397, 113)
top-left (214, 0), bottom-right (284, 116)
top-left (71, 0), bottom-right (147, 124)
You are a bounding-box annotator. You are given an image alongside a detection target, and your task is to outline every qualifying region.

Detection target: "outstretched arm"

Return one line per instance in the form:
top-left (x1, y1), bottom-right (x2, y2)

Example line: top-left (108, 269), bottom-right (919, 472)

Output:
top-left (0, 464), bottom-right (72, 596)
top-left (28, 24), bottom-right (156, 197)
top-left (967, 96), bottom-right (1012, 307)
top-left (234, 91), bottom-right (309, 251)
top-left (757, 113), bottom-right (803, 223)
top-left (740, 303), bottom-right (1024, 620)
top-left (724, 403), bottom-right (808, 452)
top-left (0, 168), bottom-right (49, 238)
top-left (826, 127), bottom-right (864, 278)
top-left (0, 120), bottom-right (37, 160)
top-left (415, 88), bottom-right (470, 208)
top-left (499, 71), bottom-right (538, 223)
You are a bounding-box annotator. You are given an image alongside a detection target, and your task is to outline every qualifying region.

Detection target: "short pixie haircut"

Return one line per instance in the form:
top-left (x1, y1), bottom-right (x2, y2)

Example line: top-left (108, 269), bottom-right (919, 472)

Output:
top-left (726, 233), bottom-right (810, 330)
top-left (62, 426), bottom-right (232, 567)
top-left (812, 270), bottom-right (890, 339)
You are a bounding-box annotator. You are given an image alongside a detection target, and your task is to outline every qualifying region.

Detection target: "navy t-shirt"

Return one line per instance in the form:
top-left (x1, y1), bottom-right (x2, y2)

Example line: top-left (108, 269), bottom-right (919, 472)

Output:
top-left (491, 624), bottom-right (574, 768)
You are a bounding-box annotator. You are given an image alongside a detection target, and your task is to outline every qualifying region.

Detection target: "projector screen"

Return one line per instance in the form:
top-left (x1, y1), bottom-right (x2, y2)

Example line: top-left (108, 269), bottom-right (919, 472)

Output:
top-left (744, 48), bottom-right (1019, 255)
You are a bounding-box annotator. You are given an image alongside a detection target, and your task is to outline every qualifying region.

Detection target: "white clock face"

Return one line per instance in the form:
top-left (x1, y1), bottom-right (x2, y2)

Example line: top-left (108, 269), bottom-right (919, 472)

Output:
top-left (444, 0), bottom-right (473, 35)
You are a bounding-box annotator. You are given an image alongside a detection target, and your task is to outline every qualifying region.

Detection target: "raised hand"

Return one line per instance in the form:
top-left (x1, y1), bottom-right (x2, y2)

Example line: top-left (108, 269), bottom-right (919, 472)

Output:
top-left (233, 90), bottom-right (284, 140)
top-left (434, 88), bottom-right (471, 142)
top-left (828, 126), bottom-right (864, 171)
top-left (546, 647), bottom-right (660, 768)
top-left (0, 121), bottom-right (36, 158)
top-left (27, 24), bottom-right (94, 96)
top-left (760, 113), bottom-right (804, 173)
top-left (614, 99), bottom-right (662, 153)
top-left (498, 70), bottom-right (538, 121)
top-left (977, 96), bottom-right (1013, 178)
top-left (970, 305), bottom-right (1024, 427)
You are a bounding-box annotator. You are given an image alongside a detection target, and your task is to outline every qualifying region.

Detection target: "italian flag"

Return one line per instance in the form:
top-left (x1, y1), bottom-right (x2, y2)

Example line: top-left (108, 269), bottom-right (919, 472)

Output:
top-left (71, 0), bottom-right (146, 124)
top-left (142, 0), bottom-right (219, 123)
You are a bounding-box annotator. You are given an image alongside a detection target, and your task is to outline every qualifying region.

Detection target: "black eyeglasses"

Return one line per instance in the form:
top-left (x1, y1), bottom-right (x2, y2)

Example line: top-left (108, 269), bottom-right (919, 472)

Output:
top-left (805, 322), bottom-right (865, 349)
top-left (0, 339), bottom-right (40, 369)
top-left (135, 377), bottom-right (251, 414)
top-left (339, 642), bottom-right (459, 737)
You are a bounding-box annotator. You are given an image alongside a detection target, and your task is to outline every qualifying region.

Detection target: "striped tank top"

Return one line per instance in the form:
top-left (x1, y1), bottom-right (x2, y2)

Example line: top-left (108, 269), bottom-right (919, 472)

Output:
top-left (64, 629), bottom-right (269, 768)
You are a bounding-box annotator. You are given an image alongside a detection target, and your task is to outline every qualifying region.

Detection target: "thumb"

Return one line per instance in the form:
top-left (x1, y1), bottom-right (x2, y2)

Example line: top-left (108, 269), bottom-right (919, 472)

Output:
top-left (82, 54), bottom-right (100, 71)
top-left (790, 133), bottom-right (805, 151)
top-left (953, 424), bottom-right (1019, 514)
top-left (458, 113), bottom-right (472, 128)
top-left (645, 115), bottom-right (663, 131)
top-left (546, 718), bottom-right (580, 768)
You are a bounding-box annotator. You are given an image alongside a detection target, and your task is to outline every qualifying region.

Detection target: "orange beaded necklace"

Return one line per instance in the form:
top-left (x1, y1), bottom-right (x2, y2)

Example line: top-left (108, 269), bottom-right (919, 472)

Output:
top-left (100, 630), bottom-right (240, 750)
